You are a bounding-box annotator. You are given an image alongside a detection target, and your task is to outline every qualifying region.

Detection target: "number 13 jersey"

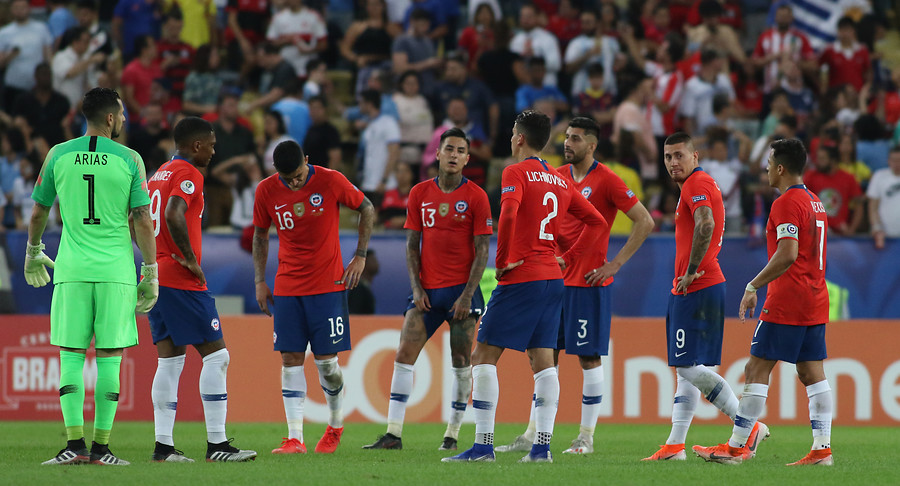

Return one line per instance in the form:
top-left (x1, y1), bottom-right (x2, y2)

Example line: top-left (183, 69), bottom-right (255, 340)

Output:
top-left (253, 165), bottom-right (364, 297)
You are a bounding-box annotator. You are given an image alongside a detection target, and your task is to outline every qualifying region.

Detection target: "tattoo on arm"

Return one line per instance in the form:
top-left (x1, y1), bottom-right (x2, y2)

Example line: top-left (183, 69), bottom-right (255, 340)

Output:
top-left (252, 227), bottom-right (269, 283)
top-left (461, 234), bottom-right (490, 298)
top-left (130, 204), bottom-right (156, 264)
top-left (355, 197), bottom-right (375, 257)
top-left (688, 206), bottom-right (715, 274)
top-left (165, 198), bottom-right (195, 262)
top-left (406, 230), bottom-right (423, 290)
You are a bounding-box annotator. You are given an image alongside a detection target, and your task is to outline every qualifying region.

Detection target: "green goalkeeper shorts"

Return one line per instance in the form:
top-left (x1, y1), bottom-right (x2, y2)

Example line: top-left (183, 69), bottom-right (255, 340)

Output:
top-left (50, 282), bottom-right (138, 350)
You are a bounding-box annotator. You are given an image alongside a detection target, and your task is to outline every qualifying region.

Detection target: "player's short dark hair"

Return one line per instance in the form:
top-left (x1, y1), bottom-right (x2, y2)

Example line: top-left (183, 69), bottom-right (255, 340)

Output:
top-left (440, 127), bottom-right (470, 148)
top-left (837, 16), bottom-right (855, 30)
top-left (133, 34), bottom-right (154, 56)
top-left (779, 114), bottom-right (798, 130)
top-left (273, 140), bottom-right (305, 174)
top-left (664, 131), bottom-right (694, 150)
top-left (410, 8), bottom-right (431, 22)
top-left (771, 138), bottom-right (807, 175)
top-left (360, 88), bottom-right (381, 109)
top-left (515, 110), bottom-right (551, 151)
top-left (173, 116), bottom-right (214, 148)
top-left (586, 62), bottom-right (604, 77)
top-left (81, 87), bottom-right (121, 126)
top-left (568, 117), bottom-right (600, 140)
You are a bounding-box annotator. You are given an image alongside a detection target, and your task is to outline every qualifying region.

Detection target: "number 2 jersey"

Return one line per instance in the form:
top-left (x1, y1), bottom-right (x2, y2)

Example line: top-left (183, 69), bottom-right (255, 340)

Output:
top-left (147, 157), bottom-right (206, 291)
top-left (496, 157), bottom-right (608, 285)
top-left (556, 161), bottom-right (640, 287)
top-left (253, 165), bottom-right (364, 296)
top-left (762, 184), bottom-right (829, 325)
top-left (31, 135), bottom-right (150, 285)
top-left (673, 167), bottom-right (726, 294)
top-left (404, 177), bottom-right (493, 289)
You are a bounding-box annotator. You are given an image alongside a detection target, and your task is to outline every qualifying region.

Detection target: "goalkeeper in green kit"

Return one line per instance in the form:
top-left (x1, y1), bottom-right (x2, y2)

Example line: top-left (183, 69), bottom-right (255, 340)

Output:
top-left (25, 88), bottom-right (159, 466)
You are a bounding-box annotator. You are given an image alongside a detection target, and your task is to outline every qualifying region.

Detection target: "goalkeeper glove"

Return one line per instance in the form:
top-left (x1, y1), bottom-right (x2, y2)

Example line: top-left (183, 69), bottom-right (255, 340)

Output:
top-left (24, 241), bottom-right (54, 288)
top-left (136, 262), bottom-right (159, 313)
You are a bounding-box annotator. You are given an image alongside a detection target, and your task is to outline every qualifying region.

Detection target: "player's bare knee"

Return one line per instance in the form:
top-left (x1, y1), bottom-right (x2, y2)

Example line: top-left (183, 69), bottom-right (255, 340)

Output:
top-left (528, 349), bottom-right (555, 373)
top-left (195, 338), bottom-right (226, 358)
top-left (579, 355), bottom-right (602, 370)
top-left (744, 357), bottom-right (775, 384)
top-left (394, 341), bottom-right (422, 365)
top-left (281, 351), bottom-right (306, 367)
top-left (796, 361), bottom-right (826, 386)
top-left (449, 351), bottom-right (469, 368)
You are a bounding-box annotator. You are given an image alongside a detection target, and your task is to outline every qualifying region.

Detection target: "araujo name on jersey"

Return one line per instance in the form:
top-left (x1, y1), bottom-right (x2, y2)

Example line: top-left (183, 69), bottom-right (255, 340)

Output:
top-left (526, 170), bottom-right (568, 188)
top-left (73, 153), bottom-right (108, 165)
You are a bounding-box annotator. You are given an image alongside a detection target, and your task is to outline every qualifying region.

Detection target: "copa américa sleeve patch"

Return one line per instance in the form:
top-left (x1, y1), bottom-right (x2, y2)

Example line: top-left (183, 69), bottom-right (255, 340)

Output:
top-left (180, 180), bottom-right (195, 195)
top-left (691, 195), bottom-right (707, 203)
top-left (501, 186), bottom-right (515, 194)
top-left (776, 222), bottom-right (799, 240)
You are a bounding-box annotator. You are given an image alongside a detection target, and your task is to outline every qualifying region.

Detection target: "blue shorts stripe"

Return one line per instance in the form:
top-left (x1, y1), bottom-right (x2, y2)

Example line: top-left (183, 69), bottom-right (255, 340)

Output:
top-left (201, 393), bottom-right (227, 402)
top-left (706, 381), bottom-right (724, 403)
top-left (582, 395), bottom-right (602, 405)
top-left (734, 415), bottom-right (754, 429)
top-left (472, 400), bottom-right (493, 410)
top-left (165, 401), bottom-right (177, 411)
top-left (451, 401), bottom-right (467, 411)
top-left (673, 396), bottom-right (690, 404)
top-left (282, 389), bottom-right (306, 398)
top-left (534, 397), bottom-right (547, 407)
top-left (390, 393), bottom-right (409, 403)
top-left (811, 420), bottom-right (826, 430)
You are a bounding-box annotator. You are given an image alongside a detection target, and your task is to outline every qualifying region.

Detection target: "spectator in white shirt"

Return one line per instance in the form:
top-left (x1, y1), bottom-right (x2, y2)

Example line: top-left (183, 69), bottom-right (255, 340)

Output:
top-left (52, 27), bottom-right (107, 109)
top-left (0, 0), bottom-right (53, 109)
top-left (510, 3), bottom-right (562, 87)
top-left (564, 9), bottom-right (619, 98)
top-left (700, 132), bottom-right (744, 233)
top-left (679, 48), bottom-right (734, 137)
top-left (266, 0), bottom-right (327, 77)
top-left (359, 88), bottom-right (401, 201)
top-left (867, 146), bottom-right (900, 249)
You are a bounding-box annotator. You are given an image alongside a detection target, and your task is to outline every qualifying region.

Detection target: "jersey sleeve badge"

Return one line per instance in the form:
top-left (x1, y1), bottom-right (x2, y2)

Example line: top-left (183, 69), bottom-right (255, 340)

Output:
top-left (776, 222), bottom-right (799, 239)
top-left (180, 180), bottom-right (195, 195)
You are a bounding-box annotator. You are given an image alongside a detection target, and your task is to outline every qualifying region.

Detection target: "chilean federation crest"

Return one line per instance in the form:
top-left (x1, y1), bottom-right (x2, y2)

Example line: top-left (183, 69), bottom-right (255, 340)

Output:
top-left (455, 200), bottom-right (468, 213)
top-left (581, 187), bottom-right (592, 199)
top-left (309, 193), bottom-right (323, 207)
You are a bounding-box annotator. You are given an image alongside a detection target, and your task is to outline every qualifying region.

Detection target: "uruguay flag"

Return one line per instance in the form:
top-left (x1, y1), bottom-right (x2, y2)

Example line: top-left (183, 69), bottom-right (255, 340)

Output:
top-left (768, 0), bottom-right (872, 50)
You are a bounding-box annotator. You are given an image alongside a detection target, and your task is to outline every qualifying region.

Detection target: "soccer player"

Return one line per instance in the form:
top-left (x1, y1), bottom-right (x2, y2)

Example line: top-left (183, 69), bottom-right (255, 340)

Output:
top-left (147, 117), bottom-right (257, 463)
top-left (495, 117), bottom-right (654, 455)
top-left (643, 132), bottom-right (766, 462)
top-left (363, 127), bottom-right (492, 451)
top-left (27, 87), bottom-right (158, 466)
top-left (694, 139), bottom-right (832, 466)
top-left (253, 140), bottom-right (375, 454)
top-left (443, 111), bottom-right (608, 463)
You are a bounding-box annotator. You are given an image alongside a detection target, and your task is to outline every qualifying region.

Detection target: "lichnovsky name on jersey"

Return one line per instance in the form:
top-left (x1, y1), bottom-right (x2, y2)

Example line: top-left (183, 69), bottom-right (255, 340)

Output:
top-left (525, 170), bottom-right (568, 188)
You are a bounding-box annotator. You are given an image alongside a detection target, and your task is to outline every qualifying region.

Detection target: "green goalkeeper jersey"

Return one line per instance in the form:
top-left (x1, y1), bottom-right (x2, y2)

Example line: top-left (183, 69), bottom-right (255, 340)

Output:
top-left (31, 135), bottom-right (151, 285)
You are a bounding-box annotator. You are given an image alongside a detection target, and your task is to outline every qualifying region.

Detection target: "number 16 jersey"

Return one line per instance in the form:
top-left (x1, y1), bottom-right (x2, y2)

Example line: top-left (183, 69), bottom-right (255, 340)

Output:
top-left (253, 165), bottom-right (364, 297)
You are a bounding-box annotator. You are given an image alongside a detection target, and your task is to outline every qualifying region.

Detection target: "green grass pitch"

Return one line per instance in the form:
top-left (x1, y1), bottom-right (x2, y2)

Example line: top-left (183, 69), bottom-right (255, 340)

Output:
top-left (3, 421), bottom-right (899, 485)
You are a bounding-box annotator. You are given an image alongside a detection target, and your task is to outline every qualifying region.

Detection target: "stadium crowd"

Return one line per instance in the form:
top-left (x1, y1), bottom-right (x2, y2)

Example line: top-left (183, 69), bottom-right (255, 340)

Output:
top-left (0, 0), bottom-right (899, 245)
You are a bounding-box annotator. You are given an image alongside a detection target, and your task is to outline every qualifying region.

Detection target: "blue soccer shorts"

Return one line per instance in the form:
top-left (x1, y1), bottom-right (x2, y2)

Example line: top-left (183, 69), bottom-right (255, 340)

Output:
top-left (558, 284), bottom-right (612, 356)
top-left (273, 291), bottom-right (351, 355)
top-left (405, 283), bottom-right (485, 339)
top-left (477, 279), bottom-right (563, 352)
top-left (750, 320), bottom-right (827, 363)
top-left (149, 287), bottom-right (223, 346)
top-left (666, 282), bottom-right (725, 367)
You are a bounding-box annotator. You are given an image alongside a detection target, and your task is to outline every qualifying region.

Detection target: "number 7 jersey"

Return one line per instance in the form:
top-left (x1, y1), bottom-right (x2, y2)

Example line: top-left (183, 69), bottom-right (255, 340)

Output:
top-left (762, 184), bottom-right (829, 325)
top-left (253, 165), bottom-right (364, 296)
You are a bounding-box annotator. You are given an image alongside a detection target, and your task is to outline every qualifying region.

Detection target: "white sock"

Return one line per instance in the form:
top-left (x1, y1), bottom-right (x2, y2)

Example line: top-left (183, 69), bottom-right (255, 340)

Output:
top-left (445, 365), bottom-right (471, 440)
top-left (533, 367), bottom-right (559, 446)
top-left (386, 362), bottom-right (414, 437)
top-left (315, 357), bottom-right (344, 428)
top-left (667, 373), bottom-right (699, 445)
top-left (807, 380), bottom-right (832, 450)
top-left (579, 365), bottom-right (604, 441)
top-left (677, 365), bottom-right (739, 419)
top-left (523, 395), bottom-right (536, 442)
top-left (281, 365), bottom-right (306, 442)
top-left (728, 383), bottom-right (768, 447)
top-left (152, 355), bottom-right (185, 446)
top-left (200, 349), bottom-right (229, 444)
top-left (472, 364), bottom-right (498, 446)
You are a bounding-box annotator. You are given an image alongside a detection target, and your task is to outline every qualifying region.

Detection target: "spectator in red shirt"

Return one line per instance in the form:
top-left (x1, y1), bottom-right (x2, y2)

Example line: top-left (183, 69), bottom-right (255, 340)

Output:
top-left (156, 12), bottom-right (194, 109)
top-left (121, 34), bottom-right (163, 125)
top-left (805, 144), bottom-right (865, 235)
top-left (457, 2), bottom-right (495, 72)
top-left (641, 2), bottom-right (670, 47)
top-left (379, 161), bottom-right (414, 229)
top-left (751, 3), bottom-right (816, 94)
top-left (546, 0), bottom-right (581, 52)
top-left (819, 16), bottom-right (871, 92)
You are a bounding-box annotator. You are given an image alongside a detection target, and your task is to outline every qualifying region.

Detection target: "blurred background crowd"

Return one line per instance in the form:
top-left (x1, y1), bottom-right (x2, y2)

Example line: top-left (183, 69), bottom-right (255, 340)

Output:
top-left (0, 0), bottom-right (899, 248)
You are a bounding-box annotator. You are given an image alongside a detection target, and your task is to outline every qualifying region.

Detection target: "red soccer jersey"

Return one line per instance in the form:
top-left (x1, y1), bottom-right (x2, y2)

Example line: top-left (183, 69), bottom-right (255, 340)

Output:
top-left (404, 177), bottom-right (493, 289)
top-left (820, 42), bottom-right (870, 91)
top-left (557, 161), bottom-right (639, 287)
top-left (672, 167), bottom-right (726, 294)
top-left (496, 157), bottom-right (607, 285)
top-left (762, 185), bottom-right (829, 325)
top-left (252, 165), bottom-right (365, 296)
top-left (148, 157), bottom-right (206, 291)
top-left (803, 168), bottom-right (862, 232)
